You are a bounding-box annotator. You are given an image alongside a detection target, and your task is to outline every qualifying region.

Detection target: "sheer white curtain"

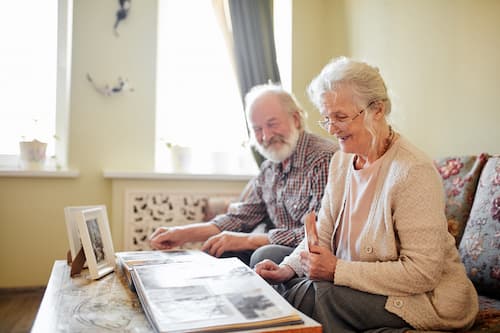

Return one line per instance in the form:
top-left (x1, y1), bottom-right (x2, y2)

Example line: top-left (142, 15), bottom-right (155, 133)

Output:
top-left (0, 1), bottom-right (58, 160)
top-left (156, 0), bottom-right (256, 174)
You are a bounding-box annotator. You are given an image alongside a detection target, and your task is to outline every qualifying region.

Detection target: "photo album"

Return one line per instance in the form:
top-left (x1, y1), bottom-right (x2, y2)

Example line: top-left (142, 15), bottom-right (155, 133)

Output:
top-left (64, 206), bottom-right (305, 333)
top-left (130, 257), bottom-right (303, 333)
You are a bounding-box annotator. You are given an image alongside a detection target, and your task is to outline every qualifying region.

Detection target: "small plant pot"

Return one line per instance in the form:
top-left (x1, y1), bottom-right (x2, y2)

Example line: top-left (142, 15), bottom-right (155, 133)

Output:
top-left (169, 146), bottom-right (192, 172)
top-left (19, 140), bottom-right (47, 170)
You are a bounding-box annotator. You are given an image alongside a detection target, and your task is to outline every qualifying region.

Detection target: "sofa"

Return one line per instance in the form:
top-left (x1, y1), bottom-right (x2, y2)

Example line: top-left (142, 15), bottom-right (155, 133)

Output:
top-left (433, 154), bottom-right (499, 332)
top-left (195, 154), bottom-right (500, 331)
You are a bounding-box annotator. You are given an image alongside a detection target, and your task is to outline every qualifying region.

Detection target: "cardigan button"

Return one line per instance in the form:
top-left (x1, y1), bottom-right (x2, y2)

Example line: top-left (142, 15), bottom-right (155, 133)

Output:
top-left (394, 299), bottom-right (403, 308)
top-left (365, 246), bottom-right (373, 254)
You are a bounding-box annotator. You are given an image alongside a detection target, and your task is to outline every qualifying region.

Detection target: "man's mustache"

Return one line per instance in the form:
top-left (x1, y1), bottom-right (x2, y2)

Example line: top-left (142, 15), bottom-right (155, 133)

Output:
top-left (262, 135), bottom-right (287, 148)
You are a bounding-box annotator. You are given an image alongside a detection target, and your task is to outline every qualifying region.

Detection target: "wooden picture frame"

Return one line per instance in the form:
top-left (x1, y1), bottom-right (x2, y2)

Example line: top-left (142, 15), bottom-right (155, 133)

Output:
top-left (64, 205), bottom-right (106, 265)
top-left (76, 207), bottom-right (115, 279)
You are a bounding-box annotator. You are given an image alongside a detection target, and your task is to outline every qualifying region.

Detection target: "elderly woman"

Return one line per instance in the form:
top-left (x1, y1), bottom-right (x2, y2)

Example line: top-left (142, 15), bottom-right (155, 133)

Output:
top-left (255, 57), bottom-right (478, 332)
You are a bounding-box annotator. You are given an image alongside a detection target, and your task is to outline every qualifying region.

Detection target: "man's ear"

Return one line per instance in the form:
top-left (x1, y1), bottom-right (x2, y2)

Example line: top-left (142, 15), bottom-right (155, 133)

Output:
top-left (292, 111), bottom-right (301, 129)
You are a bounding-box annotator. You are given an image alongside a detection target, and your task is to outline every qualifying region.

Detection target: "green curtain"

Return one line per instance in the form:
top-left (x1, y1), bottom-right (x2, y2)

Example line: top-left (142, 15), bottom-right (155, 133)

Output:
top-left (228, 0), bottom-right (281, 167)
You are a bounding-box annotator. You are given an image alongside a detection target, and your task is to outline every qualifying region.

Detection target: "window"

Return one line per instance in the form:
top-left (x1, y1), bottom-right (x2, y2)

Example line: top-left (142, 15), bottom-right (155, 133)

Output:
top-left (0, 0), bottom-right (72, 169)
top-left (156, 0), bottom-right (257, 174)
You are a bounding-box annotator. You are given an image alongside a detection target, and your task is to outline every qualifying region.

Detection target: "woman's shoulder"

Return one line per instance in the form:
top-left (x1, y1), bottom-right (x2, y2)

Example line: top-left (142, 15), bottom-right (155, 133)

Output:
top-left (388, 136), bottom-right (442, 188)
top-left (328, 151), bottom-right (354, 179)
top-left (392, 135), bottom-right (435, 169)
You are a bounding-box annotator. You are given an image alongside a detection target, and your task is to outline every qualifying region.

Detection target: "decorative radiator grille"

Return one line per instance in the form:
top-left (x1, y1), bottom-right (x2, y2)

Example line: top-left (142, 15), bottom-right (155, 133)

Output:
top-left (124, 190), bottom-right (239, 251)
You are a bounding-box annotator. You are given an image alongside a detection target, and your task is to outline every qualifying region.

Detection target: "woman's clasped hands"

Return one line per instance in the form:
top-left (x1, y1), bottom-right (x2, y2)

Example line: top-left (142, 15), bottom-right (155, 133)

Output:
top-left (255, 244), bottom-right (337, 284)
top-left (300, 244), bottom-right (337, 281)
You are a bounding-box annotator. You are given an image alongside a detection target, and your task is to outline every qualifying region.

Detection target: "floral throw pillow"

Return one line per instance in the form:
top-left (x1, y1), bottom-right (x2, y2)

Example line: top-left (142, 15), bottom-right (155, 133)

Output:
top-left (434, 154), bottom-right (489, 246)
top-left (459, 156), bottom-right (500, 298)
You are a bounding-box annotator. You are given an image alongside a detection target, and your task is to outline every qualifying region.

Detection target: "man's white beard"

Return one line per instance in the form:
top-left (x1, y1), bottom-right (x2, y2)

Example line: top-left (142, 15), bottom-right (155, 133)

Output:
top-left (255, 127), bottom-right (301, 163)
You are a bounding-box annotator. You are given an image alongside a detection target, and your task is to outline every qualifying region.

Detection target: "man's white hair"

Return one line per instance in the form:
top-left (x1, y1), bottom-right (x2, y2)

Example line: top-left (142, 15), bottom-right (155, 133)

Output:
top-left (245, 83), bottom-right (307, 133)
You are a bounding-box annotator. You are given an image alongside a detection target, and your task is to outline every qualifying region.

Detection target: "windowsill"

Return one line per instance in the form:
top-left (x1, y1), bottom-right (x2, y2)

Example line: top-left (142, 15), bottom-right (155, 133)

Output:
top-left (0, 167), bottom-right (80, 178)
top-left (103, 170), bottom-right (256, 181)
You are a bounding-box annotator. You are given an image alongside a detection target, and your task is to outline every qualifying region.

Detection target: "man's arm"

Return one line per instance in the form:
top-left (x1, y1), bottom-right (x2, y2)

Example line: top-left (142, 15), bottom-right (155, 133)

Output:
top-left (201, 231), bottom-right (270, 257)
top-left (212, 176), bottom-right (269, 233)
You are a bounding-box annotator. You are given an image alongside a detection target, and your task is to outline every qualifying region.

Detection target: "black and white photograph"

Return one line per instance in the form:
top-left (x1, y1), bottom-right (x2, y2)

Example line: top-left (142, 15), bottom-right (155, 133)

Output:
top-left (86, 217), bottom-right (105, 263)
top-left (64, 205), bottom-right (107, 264)
top-left (77, 207), bottom-right (115, 280)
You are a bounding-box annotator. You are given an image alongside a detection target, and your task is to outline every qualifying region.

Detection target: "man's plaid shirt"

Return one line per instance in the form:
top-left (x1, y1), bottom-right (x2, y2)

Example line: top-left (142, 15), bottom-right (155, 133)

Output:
top-left (213, 132), bottom-right (338, 247)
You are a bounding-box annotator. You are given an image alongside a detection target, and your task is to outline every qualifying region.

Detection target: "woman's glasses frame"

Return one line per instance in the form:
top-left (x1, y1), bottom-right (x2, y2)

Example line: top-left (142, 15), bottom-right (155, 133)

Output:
top-left (317, 100), bottom-right (378, 131)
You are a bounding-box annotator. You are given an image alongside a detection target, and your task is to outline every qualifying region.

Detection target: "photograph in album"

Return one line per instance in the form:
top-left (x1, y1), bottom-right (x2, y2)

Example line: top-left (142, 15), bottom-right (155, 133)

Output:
top-left (115, 249), bottom-right (214, 290)
top-left (130, 257), bottom-right (303, 333)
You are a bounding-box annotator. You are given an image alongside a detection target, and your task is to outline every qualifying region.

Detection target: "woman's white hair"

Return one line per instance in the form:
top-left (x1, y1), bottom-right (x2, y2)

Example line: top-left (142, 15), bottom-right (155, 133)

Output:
top-left (245, 83), bottom-right (307, 131)
top-left (307, 57), bottom-right (392, 148)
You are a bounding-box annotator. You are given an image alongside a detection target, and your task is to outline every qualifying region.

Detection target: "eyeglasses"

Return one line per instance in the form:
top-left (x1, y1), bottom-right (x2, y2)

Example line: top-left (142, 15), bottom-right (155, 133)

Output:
top-left (317, 100), bottom-right (377, 131)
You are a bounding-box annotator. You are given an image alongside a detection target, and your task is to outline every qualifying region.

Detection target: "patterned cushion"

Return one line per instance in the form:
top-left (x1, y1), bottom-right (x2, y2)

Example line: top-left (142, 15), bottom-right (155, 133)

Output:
top-left (459, 156), bottom-right (500, 299)
top-left (467, 296), bottom-right (500, 331)
top-left (434, 154), bottom-right (489, 246)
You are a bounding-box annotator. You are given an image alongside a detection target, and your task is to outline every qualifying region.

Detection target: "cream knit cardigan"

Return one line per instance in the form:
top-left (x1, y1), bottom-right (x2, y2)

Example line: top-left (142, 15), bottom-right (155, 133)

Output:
top-left (282, 136), bottom-right (478, 331)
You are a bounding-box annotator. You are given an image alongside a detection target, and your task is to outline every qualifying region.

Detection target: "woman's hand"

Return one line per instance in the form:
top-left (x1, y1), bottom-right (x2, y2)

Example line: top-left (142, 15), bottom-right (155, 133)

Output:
top-left (254, 260), bottom-right (296, 284)
top-left (300, 245), bottom-right (337, 281)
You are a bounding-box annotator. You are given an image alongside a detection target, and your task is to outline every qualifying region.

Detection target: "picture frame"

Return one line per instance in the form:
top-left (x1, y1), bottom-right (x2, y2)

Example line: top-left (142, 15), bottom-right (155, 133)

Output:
top-left (64, 205), bottom-right (106, 265)
top-left (76, 206), bottom-right (115, 279)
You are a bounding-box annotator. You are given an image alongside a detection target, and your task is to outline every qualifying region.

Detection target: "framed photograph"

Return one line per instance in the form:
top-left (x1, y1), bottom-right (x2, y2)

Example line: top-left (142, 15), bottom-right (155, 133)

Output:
top-left (76, 207), bottom-right (115, 279)
top-left (64, 205), bottom-right (106, 265)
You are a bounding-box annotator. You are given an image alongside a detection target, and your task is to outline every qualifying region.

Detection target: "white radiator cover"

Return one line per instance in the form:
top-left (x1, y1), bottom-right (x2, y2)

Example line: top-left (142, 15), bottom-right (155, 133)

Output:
top-left (124, 190), bottom-right (238, 251)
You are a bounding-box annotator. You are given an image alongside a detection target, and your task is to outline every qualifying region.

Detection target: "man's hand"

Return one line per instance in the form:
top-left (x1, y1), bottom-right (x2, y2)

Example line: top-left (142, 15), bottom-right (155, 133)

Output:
top-left (299, 244), bottom-right (337, 281)
top-left (201, 231), bottom-right (269, 257)
top-left (149, 223), bottom-right (221, 250)
top-left (149, 226), bottom-right (185, 250)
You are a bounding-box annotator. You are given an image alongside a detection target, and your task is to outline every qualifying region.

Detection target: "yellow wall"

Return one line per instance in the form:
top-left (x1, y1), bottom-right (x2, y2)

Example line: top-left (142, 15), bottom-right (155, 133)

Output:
top-left (0, 0), bottom-right (246, 288)
top-left (1, 0), bottom-right (499, 288)
top-left (0, 0), bottom-right (155, 288)
top-left (295, 0), bottom-right (500, 158)
top-left (290, 0), bottom-right (349, 131)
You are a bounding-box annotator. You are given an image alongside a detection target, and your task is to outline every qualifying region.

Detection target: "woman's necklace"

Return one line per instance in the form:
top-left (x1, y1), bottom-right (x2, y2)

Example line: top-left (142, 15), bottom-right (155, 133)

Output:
top-left (354, 125), bottom-right (396, 170)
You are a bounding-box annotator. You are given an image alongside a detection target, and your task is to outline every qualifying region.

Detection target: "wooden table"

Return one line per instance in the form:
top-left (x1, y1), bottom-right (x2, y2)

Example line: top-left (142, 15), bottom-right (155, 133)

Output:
top-left (31, 261), bottom-right (322, 333)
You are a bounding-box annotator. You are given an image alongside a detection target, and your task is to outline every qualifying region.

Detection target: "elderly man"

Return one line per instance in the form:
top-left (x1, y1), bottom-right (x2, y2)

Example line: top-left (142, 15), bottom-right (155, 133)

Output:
top-left (150, 84), bottom-right (338, 266)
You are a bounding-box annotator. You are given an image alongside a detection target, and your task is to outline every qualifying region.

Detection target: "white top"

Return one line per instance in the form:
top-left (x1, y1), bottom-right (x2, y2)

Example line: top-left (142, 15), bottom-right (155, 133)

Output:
top-left (335, 156), bottom-right (384, 261)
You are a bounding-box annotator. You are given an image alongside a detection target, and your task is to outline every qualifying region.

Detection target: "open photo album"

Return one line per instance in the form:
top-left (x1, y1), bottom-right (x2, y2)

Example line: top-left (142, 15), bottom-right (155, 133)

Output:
top-left (129, 257), bottom-right (303, 333)
top-left (115, 249), bottom-right (214, 290)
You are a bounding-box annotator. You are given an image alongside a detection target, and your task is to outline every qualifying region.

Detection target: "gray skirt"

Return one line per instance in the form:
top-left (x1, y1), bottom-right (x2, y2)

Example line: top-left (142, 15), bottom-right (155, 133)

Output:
top-left (277, 277), bottom-right (413, 333)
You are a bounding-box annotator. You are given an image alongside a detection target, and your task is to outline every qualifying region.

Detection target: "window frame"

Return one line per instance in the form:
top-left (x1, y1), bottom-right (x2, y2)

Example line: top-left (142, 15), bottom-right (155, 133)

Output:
top-left (154, 0), bottom-right (256, 175)
top-left (0, 0), bottom-right (73, 171)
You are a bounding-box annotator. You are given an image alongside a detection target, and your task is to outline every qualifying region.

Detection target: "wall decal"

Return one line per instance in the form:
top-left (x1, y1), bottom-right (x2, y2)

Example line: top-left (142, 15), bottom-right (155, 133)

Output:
top-left (114, 0), bottom-right (131, 37)
top-left (86, 73), bottom-right (134, 96)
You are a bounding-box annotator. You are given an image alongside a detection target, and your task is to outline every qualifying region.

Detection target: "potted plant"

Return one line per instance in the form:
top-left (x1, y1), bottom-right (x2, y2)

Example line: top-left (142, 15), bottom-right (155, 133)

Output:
top-left (18, 119), bottom-right (49, 170)
top-left (157, 138), bottom-right (192, 173)
top-left (165, 142), bottom-right (192, 173)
